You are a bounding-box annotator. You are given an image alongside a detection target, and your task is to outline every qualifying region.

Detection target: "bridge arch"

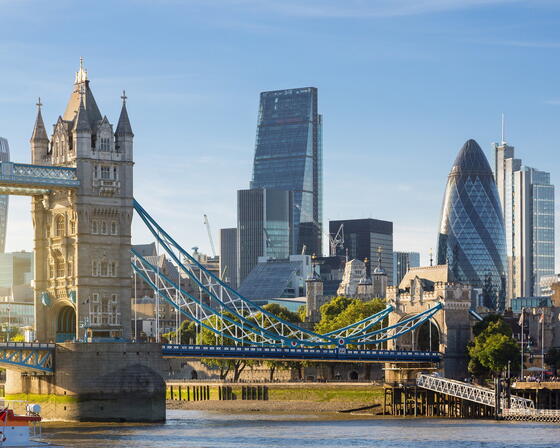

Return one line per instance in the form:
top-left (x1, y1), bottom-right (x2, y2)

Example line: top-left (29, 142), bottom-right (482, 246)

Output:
top-left (56, 305), bottom-right (76, 342)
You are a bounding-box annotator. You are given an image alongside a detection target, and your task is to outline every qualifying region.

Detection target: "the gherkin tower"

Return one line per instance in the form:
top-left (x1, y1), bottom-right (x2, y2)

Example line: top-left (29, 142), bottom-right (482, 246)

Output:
top-left (437, 139), bottom-right (507, 310)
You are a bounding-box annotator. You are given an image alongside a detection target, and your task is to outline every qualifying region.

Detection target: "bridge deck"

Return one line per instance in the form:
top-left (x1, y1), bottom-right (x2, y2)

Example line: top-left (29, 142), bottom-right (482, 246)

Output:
top-left (162, 344), bottom-right (442, 363)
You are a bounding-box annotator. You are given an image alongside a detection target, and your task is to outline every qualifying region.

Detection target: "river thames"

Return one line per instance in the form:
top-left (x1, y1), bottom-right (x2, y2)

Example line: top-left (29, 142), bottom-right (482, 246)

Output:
top-left (42, 410), bottom-right (559, 448)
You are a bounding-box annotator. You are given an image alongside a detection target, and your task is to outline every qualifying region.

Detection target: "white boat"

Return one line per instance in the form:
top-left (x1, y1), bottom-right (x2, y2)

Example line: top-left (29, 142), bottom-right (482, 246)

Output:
top-left (0, 402), bottom-right (61, 447)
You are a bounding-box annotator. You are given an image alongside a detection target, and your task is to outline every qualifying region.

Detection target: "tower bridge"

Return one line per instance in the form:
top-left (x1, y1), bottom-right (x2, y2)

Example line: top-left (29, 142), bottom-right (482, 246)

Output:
top-left (0, 61), bottom-right (464, 422)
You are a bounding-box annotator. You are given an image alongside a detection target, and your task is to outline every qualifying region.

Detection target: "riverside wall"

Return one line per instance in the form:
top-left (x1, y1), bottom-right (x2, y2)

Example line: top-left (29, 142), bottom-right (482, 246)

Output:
top-left (5, 342), bottom-right (166, 422)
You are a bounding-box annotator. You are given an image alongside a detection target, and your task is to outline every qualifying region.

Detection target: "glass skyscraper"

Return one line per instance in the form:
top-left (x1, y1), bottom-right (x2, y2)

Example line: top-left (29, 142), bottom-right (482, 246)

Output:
top-left (237, 188), bottom-right (293, 286)
top-left (437, 139), bottom-right (507, 310)
top-left (251, 88), bottom-right (322, 256)
top-left (0, 138), bottom-right (9, 253)
top-left (393, 251), bottom-right (420, 287)
top-left (494, 139), bottom-right (555, 300)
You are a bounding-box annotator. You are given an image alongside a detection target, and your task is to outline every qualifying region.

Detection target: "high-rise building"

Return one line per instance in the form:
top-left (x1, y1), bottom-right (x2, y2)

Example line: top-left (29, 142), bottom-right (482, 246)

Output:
top-left (494, 138), bottom-right (555, 300)
top-left (0, 251), bottom-right (33, 289)
top-left (250, 87), bottom-right (322, 256)
top-left (237, 188), bottom-right (293, 285)
top-left (437, 139), bottom-right (507, 310)
top-left (329, 218), bottom-right (393, 284)
top-left (219, 228), bottom-right (238, 289)
top-left (0, 138), bottom-right (9, 252)
top-left (392, 251), bottom-right (420, 286)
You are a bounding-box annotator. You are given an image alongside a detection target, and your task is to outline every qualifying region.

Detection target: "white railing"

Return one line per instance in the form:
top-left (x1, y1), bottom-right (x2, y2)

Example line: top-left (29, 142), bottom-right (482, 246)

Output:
top-left (416, 374), bottom-right (534, 410)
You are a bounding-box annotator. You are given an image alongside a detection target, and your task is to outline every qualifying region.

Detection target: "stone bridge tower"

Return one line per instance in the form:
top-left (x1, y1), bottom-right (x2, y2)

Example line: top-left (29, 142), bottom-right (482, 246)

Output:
top-left (385, 265), bottom-right (473, 382)
top-left (31, 60), bottom-right (133, 342)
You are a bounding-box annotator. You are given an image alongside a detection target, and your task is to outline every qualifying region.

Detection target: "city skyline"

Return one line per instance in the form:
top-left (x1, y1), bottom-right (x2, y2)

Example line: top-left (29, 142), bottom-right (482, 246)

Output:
top-left (1, 1), bottom-right (560, 270)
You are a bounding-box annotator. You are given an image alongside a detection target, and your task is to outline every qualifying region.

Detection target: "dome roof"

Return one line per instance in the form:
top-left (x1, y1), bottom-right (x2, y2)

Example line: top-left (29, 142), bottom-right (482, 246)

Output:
top-left (451, 139), bottom-right (493, 176)
top-left (373, 266), bottom-right (386, 275)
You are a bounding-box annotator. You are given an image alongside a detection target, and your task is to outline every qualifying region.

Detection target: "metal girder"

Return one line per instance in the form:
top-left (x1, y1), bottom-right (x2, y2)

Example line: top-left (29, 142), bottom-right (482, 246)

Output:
top-left (132, 199), bottom-right (444, 349)
top-left (416, 374), bottom-right (534, 410)
top-left (0, 162), bottom-right (79, 193)
top-left (0, 342), bottom-right (55, 374)
top-left (162, 344), bottom-right (442, 363)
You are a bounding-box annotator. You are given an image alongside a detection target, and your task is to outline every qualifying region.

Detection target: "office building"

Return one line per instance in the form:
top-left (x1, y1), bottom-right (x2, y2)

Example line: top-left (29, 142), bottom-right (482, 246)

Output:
top-left (237, 188), bottom-right (293, 285)
top-left (393, 251), bottom-right (420, 286)
top-left (219, 228), bottom-right (238, 289)
top-left (250, 88), bottom-right (322, 255)
top-left (329, 218), bottom-right (393, 284)
top-left (437, 139), bottom-right (507, 310)
top-left (0, 251), bottom-right (33, 290)
top-left (0, 138), bottom-right (9, 252)
top-left (494, 138), bottom-right (555, 300)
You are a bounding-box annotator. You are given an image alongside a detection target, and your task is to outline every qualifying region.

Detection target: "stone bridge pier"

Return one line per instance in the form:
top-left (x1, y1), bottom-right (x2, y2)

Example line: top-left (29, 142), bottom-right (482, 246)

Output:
top-left (385, 265), bottom-right (474, 384)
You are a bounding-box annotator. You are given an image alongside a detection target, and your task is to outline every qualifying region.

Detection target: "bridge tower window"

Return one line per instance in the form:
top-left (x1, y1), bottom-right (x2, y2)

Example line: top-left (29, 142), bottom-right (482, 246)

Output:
top-left (101, 166), bottom-right (110, 179)
top-left (55, 215), bottom-right (65, 237)
top-left (92, 220), bottom-right (99, 234)
top-left (54, 254), bottom-right (65, 278)
top-left (92, 260), bottom-right (99, 277)
top-left (100, 221), bottom-right (108, 235)
top-left (111, 221), bottom-right (118, 235)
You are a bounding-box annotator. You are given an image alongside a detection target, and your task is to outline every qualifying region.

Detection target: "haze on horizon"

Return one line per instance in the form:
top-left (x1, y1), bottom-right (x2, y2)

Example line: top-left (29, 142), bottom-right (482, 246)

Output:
top-left (1, 0), bottom-right (560, 270)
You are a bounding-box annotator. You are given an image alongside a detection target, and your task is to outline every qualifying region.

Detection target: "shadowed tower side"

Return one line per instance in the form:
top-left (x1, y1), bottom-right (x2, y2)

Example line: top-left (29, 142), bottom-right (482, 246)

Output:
top-left (0, 138), bottom-right (9, 252)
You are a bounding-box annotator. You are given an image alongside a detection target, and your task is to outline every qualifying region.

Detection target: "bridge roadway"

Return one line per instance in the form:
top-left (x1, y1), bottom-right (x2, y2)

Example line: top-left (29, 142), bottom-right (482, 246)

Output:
top-left (0, 343), bottom-right (441, 374)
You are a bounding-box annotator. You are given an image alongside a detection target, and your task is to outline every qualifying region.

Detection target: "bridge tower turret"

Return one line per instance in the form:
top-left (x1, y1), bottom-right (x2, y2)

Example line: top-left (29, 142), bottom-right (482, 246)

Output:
top-left (32, 59), bottom-right (133, 342)
top-left (30, 99), bottom-right (49, 164)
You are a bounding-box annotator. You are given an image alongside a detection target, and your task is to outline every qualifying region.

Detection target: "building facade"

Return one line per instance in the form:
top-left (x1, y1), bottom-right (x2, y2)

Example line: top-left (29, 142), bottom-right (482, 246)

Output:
top-left (237, 188), bottom-right (293, 285)
top-left (219, 228), bottom-right (238, 289)
top-left (0, 138), bottom-right (9, 253)
top-left (250, 87), bottom-right (322, 256)
top-left (392, 251), bottom-right (420, 286)
top-left (0, 251), bottom-right (33, 289)
top-left (329, 218), bottom-right (393, 284)
top-left (494, 139), bottom-right (555, 300)
top-left (31, 60), bottom-right (133, 342)
top-left (437, 139), bottom-right (507, 311)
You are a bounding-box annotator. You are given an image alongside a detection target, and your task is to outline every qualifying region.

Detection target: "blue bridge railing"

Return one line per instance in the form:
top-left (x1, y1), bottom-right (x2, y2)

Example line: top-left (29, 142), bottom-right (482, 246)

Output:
top-left (161, 344), bottom-right (442, 363)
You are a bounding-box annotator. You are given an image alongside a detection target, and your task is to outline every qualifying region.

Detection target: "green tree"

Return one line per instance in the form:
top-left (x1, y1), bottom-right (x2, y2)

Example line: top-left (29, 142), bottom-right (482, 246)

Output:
top-left (315, 297), bottom-right (385, 336)
top-left (544, 347), bottom-right (560, 375)
top-left (259, 304), bottom-right (303, 381)
top-left (468, 318), bottom-right (519, 378)
top-left (163, 319), bottom-right (197, 344)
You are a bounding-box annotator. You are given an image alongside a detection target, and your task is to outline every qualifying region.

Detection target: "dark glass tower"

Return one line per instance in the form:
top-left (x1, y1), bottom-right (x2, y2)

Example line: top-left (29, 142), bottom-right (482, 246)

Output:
top-left (251, 88), bottom-right (322, 256)
top-left (437, 139), bottom-right (507, 310)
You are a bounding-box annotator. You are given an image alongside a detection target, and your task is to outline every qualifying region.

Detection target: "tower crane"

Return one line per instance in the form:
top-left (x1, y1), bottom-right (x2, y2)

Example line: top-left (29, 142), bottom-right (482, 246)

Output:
top-left (203, 214), bottom-right (217, 257)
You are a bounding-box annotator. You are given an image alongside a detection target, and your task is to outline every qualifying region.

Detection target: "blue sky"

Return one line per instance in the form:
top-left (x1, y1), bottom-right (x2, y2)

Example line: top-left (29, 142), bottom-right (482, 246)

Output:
top-left (1, 0), bottom-right (560, 268)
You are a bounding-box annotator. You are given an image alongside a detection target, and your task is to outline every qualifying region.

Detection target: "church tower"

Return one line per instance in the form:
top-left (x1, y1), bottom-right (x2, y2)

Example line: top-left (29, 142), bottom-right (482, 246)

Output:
top-left (32, 59), bottom-right (133, 341)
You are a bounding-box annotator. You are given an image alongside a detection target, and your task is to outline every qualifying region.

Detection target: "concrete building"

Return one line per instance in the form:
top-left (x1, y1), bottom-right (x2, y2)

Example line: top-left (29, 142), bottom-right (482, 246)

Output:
top-left (251, 87), bottom-right (323, 256)
top-left (31, 60), bottom-right (133, 342)
top-left (0, 138), bottom-right (9, 252)
top-left (438, 140), bottom-right (507, 311)
top-left (494, 137), bottom-right (555, 301)
top-left (337, 259), bottom-right (367, 297)
top-left (237, 188), bottom-right (293, 285)
top-left (0, 251), bottom-right (33, 289)
top-left (330, 218), bottom-right (393, 283)
top-left (219, 227), bottom-right (238, 289)
top-left (393, 251), bottom-right (420, 287)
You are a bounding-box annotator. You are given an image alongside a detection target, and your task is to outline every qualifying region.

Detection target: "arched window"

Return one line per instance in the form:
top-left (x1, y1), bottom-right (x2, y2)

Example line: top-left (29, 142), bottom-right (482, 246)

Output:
top-left (111, 221), bottom-right (118, 235)
top-left (92, 260), bottom-right (99, 277)
top-left (55, 215), bottom-right (65, 237)
top-left (100, 261), bottom-right (108, 277)
top-left (55, 255), bottom-right (65, 278)
top-left (100, 221), bottom-right (107, 235)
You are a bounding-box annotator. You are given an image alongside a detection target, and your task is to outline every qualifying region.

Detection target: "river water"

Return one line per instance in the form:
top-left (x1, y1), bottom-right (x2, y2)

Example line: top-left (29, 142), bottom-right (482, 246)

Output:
top-left (42, 410), bottom-right (559, 448)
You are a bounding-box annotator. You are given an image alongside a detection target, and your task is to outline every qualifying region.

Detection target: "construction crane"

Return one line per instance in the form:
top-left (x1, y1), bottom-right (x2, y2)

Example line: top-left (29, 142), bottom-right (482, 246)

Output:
top-left (203, 214), bottom-right (216, 257)
top-left (329, 224), bottom-right (344, 257)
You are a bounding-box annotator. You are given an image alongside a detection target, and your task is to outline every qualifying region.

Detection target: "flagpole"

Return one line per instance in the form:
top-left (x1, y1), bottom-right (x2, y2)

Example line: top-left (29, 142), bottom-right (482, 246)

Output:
top-left (520, 307), bottom-right (524, 381)
top-left (541, 309), bottom-right (545, 381)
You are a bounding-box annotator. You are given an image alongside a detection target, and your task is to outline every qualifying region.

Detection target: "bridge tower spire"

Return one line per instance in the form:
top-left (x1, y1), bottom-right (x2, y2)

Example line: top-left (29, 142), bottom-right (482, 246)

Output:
top-left (32, 61), bottom-right (134, 342)
top-left (31, 98), bottom-right (49, 164)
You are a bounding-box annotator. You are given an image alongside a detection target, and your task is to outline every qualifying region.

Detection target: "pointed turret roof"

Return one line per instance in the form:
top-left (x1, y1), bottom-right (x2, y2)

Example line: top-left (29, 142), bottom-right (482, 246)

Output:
top-left (115, 91), bottom-right (133, 137)
top-left (451, 139), bottom-right (493, 176)
top-left (63, 58), bottom-right (102, 129)
top-left (31, 99), bottom-right (49, 143)
top-left (73, 95), bottom-right (91, 133)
